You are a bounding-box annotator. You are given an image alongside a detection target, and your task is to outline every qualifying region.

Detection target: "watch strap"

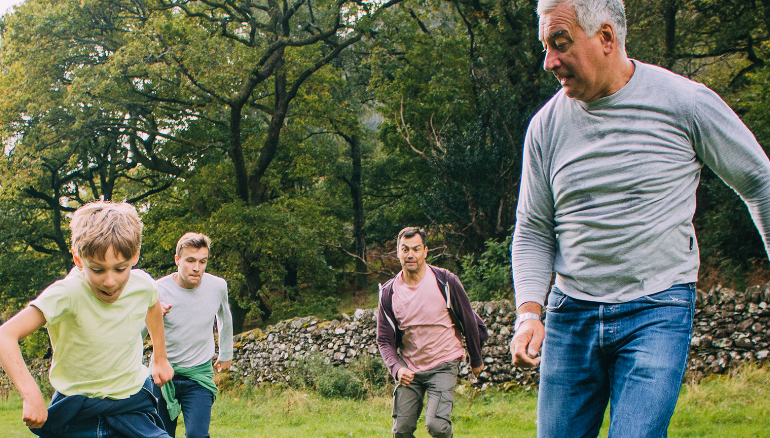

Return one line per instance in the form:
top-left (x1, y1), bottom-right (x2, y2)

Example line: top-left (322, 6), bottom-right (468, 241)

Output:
top-left (514, 312), bottom-right (542, 332)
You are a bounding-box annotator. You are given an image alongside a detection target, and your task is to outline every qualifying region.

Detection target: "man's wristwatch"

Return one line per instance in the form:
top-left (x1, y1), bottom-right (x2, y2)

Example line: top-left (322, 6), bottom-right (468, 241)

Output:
top-left (514, 312), bottom-right (542, 332)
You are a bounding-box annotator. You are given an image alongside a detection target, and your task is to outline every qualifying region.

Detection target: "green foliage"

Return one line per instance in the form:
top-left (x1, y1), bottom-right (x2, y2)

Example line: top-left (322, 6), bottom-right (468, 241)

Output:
top-left (2, 0), bottom-right (770, 319)
top-left (461, 235), bottom-right (513, 302)
top-left (269, 294), bottom-right (341, 323)
top-left (314, 366), bottom-right (364, 399)
top-left (369, 0), bottom-right (552, 253)
top-left (19, 328), bottom-right (50, 360)
top-left (287, 352), bottom-right (386, 399)
top-left (347, 354), bottom-right (388, 392)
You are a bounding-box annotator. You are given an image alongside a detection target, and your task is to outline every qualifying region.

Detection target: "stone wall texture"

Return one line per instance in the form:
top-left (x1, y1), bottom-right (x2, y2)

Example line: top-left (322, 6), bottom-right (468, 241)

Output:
top-left (229, 282), bottom-right (770, 388)
top-left (3, 283), bottom-right (770, 390)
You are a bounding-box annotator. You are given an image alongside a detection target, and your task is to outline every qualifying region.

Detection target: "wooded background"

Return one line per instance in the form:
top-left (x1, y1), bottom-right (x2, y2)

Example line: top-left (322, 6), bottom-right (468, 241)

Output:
top-left (1, 0), bottom-right (769, 334)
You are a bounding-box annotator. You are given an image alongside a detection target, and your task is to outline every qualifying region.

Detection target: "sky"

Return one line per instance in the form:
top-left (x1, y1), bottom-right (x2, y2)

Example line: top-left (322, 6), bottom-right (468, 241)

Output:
top-left (0, 0), bottom-right (23, 15)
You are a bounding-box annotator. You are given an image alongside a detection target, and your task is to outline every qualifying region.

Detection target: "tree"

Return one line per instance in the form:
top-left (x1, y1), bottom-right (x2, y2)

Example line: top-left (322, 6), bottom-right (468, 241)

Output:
top-left (0, 0), bottom-right (192, 302)
top-left (367, 0), bottom-right (553, 257)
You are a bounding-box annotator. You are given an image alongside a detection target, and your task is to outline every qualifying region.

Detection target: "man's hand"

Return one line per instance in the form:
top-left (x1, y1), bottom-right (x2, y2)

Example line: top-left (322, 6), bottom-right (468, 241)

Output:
top-left (471, 364), bottom-right (484, 377)
top-left (152, 358), bottom-right (175, 386)
top-left (396, 367), bottom-right (415, 386)
top-left (160, 302), bottom-right (173, 316)
top-left (215, 360), bottom-right (232, 372)
top-left (510, 319), bottom-right (545, 368)
top-left (510, 303), bottom-right (545, 368)
top-left (22, 391), bottom-right (47, 429)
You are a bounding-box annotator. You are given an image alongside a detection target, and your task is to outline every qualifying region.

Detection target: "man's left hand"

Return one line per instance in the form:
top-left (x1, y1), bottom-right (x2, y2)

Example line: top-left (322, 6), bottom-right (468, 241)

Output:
top-left (215, 360), bottom-right (232, 372)
top-left (471, 364), bottom-right (484, 377)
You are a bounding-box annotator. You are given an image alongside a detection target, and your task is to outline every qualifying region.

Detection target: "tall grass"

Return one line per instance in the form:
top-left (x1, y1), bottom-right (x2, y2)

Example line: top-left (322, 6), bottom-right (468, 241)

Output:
top-left (1, 364), bottom-right (768, 437)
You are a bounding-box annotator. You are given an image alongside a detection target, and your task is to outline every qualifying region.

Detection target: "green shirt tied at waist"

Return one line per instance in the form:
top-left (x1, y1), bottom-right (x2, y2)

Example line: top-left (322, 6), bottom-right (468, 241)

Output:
top-left (161, 362), bottom-right (218, 420)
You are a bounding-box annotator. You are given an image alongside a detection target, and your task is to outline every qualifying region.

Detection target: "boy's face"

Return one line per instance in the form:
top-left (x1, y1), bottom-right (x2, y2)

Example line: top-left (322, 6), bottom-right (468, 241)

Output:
top-left (73, 246), bottom-right (139, 304)
top-left (174, 246), bottom-right (209, 289)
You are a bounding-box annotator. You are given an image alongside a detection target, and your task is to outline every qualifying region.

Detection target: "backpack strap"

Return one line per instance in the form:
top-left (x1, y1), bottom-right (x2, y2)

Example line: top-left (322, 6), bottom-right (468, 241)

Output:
top-left (378, 282), bottom-right (396, 333)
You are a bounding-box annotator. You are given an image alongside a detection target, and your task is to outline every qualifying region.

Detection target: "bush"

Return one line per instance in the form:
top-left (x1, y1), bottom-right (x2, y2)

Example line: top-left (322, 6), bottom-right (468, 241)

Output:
top-left (287, 353), bottom-right (330, 389)
top-left (460, 235), bottom-right (513, 302)
top-left (315, 366), bottom-right (364, 399)
top-left (287, 352), bottom-right (386, 399)
top-left (348, 354), bottom-right (388, 390)
top-left (21, 328), bottom-right (50, 360)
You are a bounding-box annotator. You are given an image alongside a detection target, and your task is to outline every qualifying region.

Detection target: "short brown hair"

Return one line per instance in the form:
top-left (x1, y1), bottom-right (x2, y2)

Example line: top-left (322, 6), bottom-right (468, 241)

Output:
top-left (397, 227), bottom-right (427, 247)
top-left (70, 201), bottom-right (143, 261)
top-left (175, 232), bottom-right (212, 257)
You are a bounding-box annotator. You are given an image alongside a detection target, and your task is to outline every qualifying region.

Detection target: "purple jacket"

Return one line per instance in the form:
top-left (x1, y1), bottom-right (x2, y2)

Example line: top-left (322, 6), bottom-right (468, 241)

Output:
top-left (376, 265), bottom-right (489, 379)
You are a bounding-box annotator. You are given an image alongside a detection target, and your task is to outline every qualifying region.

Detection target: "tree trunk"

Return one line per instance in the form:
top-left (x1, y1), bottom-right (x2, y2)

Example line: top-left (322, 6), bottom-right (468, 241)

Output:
top-left (663, 0), bottom-right (678, 70)
top-left (347, 135), bottom-right (368, 290)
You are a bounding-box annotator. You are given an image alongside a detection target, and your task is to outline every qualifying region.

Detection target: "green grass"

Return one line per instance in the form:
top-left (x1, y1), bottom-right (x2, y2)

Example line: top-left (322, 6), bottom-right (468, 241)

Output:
top-left (2, 365), bottom-right (769, 437)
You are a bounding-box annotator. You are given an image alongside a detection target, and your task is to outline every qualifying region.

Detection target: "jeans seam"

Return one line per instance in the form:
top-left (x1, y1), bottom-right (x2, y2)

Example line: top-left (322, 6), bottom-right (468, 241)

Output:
top-left (599, 305), bottom-right (605, 349)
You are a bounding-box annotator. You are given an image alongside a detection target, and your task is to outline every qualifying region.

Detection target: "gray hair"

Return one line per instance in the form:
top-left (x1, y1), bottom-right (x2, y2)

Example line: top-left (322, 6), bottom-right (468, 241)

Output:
top-left (538, 0), bottom-right (627, 52)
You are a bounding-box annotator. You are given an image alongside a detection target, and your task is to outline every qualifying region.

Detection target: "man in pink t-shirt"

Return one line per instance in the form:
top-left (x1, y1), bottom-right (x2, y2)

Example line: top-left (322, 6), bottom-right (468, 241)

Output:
top-left (377, 227), bottom-right (488, 438)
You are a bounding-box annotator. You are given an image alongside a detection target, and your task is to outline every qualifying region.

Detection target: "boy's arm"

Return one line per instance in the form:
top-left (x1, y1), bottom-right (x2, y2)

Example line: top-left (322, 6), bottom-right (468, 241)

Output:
top-left (0, 306), bottom-right (48, 428)
top-left (140, 301), bottom-right (172, 341)
top-left (145, 301), bottom-right (174, 386)
top-left (214, 285), bottom-right (233, 372)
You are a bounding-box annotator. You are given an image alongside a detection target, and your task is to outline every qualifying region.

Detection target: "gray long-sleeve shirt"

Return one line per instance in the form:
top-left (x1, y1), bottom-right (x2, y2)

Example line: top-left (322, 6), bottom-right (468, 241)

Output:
top-left (512, 60), bottom-right (770, 306)
top-left (156, 273), bottom-right (233, 367)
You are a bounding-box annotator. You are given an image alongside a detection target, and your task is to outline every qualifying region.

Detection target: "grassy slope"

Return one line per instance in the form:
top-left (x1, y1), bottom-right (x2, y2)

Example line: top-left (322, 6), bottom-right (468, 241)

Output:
top-left (1, 365), bottom-right (768, 437)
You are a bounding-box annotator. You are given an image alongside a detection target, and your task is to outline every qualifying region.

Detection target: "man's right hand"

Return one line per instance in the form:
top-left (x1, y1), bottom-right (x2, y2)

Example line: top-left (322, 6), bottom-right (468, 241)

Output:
top-left (510, 319), bottom-right (545, 368)
top-left (22, 391), bottom-right (47, 429)
top-left (396, 367), bottom-right (415, 386)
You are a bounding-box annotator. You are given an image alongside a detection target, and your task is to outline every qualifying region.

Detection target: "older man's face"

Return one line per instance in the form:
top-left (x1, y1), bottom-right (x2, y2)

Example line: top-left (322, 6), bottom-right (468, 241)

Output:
top-left (539, 2), bottom-right (611, 102)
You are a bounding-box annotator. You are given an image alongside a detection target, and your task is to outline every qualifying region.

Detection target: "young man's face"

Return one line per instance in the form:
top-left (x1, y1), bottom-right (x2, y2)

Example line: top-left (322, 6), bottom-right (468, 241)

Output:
top-left (174, 246), bottom-right (209, 289)
top-left (539, 1), bottom-right (611, 102)
top-left (398, 234), bottom-right (428, 275)
top-left (74, 246), bottom-right (139, 304)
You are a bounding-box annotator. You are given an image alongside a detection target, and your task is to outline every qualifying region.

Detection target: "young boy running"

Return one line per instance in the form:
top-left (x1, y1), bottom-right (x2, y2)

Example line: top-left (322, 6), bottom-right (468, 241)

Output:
top-left (0, 201), bottom-right (174, 436)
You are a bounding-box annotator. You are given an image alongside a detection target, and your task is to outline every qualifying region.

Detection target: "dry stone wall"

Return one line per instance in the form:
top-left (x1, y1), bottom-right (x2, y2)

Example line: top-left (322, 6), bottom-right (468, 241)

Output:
top-left (229, 301), bottom-right (539, 390)
top-left (228, 284), bottom-right (770, 388)
top-left (3, 284), bottom-right (770, 391)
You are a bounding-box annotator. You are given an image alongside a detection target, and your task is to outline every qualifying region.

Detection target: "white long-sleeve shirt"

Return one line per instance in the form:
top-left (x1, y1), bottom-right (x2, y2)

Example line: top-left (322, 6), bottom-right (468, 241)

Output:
top-left (156, 273), bottom-right (233, 367)
top-left (512, 60), bottom-right (770, 306)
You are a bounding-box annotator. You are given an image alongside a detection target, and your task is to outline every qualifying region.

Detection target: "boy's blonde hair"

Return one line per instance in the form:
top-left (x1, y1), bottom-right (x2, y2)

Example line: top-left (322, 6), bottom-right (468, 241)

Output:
top-left (70, 201), bottom-right (143, 261)
top-left (175, 232), bottom-right (212, 257)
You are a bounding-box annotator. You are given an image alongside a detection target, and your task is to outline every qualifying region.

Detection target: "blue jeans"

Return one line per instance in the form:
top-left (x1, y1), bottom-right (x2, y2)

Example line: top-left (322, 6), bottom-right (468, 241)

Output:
top-left (43, 413), bottom-right (120, 438)
top-left (152, 376), bottom-right (214, 438)
top-left (537, 283), bottom-right (695, 438)
top-left (45, 377), bottom-right (163, 438)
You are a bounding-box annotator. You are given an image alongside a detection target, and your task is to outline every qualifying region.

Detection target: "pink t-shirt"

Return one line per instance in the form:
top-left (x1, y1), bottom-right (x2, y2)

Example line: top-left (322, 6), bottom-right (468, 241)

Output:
top-left (392, 268), bottom-right (465, 372)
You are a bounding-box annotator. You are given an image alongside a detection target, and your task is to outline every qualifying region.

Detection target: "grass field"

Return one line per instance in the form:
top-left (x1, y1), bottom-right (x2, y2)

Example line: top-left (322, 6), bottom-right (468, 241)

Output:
top-left (2, 365), bottom-right (769, 437)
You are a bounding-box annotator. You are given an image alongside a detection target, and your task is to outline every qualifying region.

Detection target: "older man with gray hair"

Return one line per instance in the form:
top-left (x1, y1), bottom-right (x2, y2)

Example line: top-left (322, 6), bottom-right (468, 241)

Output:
top-left (510, 0), bottom-right (770, 436)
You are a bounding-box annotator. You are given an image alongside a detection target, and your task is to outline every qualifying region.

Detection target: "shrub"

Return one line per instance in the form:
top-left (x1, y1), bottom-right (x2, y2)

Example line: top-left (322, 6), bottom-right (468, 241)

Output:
top-left (287, 352), bottom-right (385, 399)
top-left (348, 354), bottom-right (388, 391)
top-left (21, 328), bottom-right (50, 360)
top-left (461, 235), bottom-right (513, 302)
top-left (315, 366), bottom-right (364, 399)
top-left (287, 353), bottom-right (330, 389)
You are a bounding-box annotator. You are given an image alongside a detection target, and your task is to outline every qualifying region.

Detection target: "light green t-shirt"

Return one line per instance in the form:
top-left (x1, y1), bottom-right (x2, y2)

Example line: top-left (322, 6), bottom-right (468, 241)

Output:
top-left (30, 267), bottom-right (158, 399)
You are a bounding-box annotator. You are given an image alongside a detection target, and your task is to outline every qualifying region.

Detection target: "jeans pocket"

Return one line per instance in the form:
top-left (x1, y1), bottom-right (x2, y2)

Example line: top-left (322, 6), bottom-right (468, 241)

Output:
top-left (640, 283), bottom-right (695, 306)
top-left (545, 287), bottom-right (569, 312)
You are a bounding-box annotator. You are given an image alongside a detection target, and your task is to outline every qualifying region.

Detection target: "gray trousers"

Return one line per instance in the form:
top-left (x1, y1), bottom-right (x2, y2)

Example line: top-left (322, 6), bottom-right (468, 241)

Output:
top-left (392, 360), bottom-right (459, 438)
